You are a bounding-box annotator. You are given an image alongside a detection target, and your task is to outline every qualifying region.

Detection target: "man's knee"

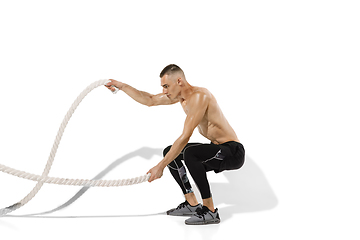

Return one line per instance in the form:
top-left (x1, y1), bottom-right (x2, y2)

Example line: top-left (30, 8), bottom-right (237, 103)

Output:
top-left (163, 145), bottom-right (172, 157)
top-left (183, 146), bottom-right (197, 165)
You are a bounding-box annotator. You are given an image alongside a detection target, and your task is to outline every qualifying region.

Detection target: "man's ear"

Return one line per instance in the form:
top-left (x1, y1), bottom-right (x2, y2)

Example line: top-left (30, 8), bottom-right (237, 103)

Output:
top-left (177, 78), bottom-right (182, 86)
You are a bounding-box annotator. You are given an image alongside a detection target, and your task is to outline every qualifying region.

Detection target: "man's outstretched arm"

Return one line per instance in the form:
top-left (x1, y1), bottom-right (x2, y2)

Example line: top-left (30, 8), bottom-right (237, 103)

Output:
top-left (105, 79), bottom-right (178, 106)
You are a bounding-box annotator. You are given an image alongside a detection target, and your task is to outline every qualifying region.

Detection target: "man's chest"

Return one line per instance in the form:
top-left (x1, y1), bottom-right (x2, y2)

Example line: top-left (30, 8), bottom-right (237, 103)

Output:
top-left (180, 99), bottom-right (188, 114)
top-left (180, 100), bottom-right (209, 124)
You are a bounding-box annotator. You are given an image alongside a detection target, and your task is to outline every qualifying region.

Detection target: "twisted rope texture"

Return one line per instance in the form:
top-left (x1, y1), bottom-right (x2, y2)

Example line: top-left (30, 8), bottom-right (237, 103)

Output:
top-left (0, 163), bottom-right (150, 187)
top-left (0, 79), bottom-right (150, 216)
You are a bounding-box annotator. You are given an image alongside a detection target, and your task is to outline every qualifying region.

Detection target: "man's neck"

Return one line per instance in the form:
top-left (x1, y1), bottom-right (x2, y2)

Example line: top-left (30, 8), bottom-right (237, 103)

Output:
top-left (179, 84), bottom-right (195, 101)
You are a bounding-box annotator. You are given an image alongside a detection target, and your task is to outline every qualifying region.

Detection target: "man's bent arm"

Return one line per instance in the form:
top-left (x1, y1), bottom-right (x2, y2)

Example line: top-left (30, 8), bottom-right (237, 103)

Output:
top-left (159, 134), bottom-right (190, 169)
top-left (147, 91), bottom-right (209, 182)
top-left (158, 92), bottom-right (210, 168)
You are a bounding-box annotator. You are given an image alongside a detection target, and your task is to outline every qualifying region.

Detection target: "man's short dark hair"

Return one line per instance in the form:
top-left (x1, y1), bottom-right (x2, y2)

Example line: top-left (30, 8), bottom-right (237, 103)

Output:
top-left (159, 64), bottom-right (184, 78)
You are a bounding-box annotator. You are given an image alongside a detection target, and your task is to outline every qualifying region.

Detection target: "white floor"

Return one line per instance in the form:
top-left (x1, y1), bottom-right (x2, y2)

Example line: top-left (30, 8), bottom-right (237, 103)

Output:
top-left (1, 153), bottom-right (279, 240)
top-left (1, 1), bottom-right (359, 239)
top-left (1, 146), bottom-right (358, 240)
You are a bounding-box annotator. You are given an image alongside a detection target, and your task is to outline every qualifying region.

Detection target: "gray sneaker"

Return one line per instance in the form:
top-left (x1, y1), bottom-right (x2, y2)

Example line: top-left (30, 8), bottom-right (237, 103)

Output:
top-left (185, 206), bottom-right (221, 225)
top-left (167, 201), bottom-right (202, 216)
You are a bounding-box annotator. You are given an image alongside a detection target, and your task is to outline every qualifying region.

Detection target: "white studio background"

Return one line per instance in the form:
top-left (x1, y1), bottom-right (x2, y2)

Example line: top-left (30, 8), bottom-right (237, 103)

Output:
top-left (0, 1), bottom-right (359, 239)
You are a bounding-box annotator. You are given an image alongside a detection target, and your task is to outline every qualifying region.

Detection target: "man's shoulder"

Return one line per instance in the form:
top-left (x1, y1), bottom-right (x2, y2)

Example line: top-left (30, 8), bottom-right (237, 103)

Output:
top-left (192, 87), bottom-right (212, 98)
top-left (187, 88), bottom-right (212, 108)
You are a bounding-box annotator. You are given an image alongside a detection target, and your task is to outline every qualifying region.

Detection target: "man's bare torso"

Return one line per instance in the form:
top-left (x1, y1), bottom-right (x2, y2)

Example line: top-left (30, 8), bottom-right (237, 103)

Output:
top-left (179, 87), bottom-right (239, 145)
top-left (105, 77), bottom-right (240, 183)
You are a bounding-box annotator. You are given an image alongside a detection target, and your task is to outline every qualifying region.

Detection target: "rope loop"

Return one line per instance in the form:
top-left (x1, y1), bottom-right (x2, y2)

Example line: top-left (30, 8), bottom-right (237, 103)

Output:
top-left (0, 79), bottom-right (150, 216)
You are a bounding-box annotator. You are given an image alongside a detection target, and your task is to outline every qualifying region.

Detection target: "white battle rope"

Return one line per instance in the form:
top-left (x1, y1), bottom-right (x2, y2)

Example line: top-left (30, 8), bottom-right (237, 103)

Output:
top-left (0, 79), bottom-right (150, 216)
top-left (0, 163), bottom-right (150, 187)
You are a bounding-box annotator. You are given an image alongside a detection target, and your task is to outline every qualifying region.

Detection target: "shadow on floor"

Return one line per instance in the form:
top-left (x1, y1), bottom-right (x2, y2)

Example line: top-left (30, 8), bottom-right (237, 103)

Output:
top-left (211, 155), bottom-right (278, 222)
top-left (3, 148), bottom-right (277, 220)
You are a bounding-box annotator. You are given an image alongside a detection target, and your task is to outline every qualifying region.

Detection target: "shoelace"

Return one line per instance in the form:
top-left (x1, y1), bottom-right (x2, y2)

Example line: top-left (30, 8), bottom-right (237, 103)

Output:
top-left (195, 207), bottom-right (209, 218)
top-left (176, 201), bottom-right (189, 210)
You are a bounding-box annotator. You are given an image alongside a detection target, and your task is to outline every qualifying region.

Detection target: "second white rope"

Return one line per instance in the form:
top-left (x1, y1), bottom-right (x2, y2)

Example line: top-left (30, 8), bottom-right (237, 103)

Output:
top-left (0, 163), bottom-right (150, 187)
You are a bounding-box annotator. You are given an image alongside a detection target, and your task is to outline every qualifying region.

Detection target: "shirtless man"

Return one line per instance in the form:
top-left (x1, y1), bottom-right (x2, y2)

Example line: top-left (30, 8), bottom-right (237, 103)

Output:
top-left (105, 64), bottom-right (245, 225)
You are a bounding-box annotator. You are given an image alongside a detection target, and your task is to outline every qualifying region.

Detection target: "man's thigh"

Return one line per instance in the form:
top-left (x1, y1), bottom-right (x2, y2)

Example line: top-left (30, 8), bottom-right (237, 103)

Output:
top-left (183, 143), bottom-right (222, 172)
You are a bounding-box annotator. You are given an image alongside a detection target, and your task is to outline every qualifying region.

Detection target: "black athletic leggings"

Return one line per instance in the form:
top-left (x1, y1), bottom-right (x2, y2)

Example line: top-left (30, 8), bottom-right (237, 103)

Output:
top-left (164, 141), bottom-right (245, 199)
